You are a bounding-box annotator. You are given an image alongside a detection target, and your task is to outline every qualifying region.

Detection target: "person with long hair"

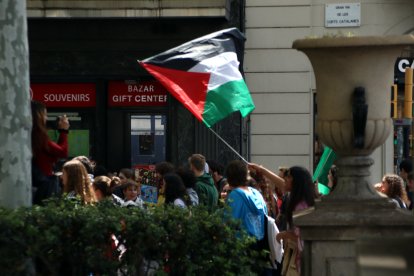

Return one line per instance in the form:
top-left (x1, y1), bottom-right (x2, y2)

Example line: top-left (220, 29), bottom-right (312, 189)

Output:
top-left (155, 161), bottom-right (175, 205)
top-left (248, 163), bottom-right (315, 275)
top-left (62, 159), bottom-right (97, 204)
top-left (31, 101), bottom-right (69, 204)
top-left (175, 167), bottom-right (199, 206)
top-left (381, 174), bottom-right (409, 209)
top-left (163, 173), bottom-right (191, 208)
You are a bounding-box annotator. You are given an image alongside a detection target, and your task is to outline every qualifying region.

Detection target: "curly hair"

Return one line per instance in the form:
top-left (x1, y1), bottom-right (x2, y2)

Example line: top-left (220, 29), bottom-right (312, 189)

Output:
top-left (164, 173), bottom-right (191, 206)
top-left (382, 174), bottom-right (409, 204)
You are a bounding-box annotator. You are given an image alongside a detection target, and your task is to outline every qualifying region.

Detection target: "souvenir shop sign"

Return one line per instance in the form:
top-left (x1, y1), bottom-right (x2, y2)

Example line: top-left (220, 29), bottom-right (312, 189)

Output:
top-left (31, 83), bottom-right (96, 107)
top-left (108, 81), bottom-right (168, 107)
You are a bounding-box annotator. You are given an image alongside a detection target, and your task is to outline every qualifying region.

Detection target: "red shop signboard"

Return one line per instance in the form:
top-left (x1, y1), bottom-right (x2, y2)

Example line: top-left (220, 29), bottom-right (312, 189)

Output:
top-left (108, 81), bottom-right (168, 107)
top-left (31, 83), bottom-right (96, 107)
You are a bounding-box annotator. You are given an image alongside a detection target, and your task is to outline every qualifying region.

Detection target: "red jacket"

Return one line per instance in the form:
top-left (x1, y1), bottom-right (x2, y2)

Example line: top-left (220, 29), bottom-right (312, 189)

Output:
top-left (34, 131), bottom-right (68, 176)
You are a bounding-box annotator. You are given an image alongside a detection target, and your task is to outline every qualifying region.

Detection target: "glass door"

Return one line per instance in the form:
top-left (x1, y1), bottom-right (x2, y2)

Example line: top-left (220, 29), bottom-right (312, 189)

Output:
top-left (130, 114), bottom-right (166, 167)
top-left (130, 114), bottom-right (166, 203)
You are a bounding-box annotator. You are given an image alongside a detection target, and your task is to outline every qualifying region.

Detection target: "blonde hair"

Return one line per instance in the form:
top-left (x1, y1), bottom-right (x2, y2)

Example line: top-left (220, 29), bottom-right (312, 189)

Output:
top-left (63, 159), bottom-right (97, 204)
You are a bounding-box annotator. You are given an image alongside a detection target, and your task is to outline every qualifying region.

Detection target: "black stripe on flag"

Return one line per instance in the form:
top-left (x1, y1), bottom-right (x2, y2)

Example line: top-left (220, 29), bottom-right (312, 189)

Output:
top-left (142, 28), bottom-right (246, 72)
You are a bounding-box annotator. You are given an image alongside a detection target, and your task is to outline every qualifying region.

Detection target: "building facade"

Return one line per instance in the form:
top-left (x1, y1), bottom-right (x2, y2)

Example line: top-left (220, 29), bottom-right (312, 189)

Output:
top-left (27, 1), bottom-right (414, 180)
top-left (26, 0), bottom-right (246, 172)
top-left (245, 0), bottom-right (414, 181)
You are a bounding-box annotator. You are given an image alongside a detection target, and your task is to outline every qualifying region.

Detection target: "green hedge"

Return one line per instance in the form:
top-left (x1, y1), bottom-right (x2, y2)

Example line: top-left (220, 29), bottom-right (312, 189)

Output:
top-left (0, 198), bottom-right (264, 275)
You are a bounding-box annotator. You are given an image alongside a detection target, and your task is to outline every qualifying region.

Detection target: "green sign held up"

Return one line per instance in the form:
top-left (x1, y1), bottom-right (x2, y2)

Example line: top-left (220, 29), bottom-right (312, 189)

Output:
top-left (313, 146), bottom-right (336, 195)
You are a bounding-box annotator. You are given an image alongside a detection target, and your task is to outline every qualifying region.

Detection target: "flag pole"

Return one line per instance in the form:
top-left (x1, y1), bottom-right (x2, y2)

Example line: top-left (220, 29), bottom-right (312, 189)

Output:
top-left (207, 127), bottom-right (248, 164)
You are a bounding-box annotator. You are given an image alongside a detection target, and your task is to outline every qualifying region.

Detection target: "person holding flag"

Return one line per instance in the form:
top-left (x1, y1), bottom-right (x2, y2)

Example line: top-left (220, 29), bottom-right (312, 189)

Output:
top-left (248, 162), bottom-right (315, 276)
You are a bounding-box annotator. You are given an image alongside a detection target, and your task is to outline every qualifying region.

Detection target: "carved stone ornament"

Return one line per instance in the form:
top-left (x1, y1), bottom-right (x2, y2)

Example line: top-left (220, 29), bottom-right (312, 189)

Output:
top-left (293, 35), bottom-right (414, 156)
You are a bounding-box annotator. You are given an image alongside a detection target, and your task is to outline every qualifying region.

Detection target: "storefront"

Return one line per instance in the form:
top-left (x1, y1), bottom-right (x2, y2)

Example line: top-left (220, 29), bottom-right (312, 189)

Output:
top-left (392, 57), bottom-right (414, 172)
top-left (31, 82), bottom-right (97, 159)
top-left (28, 18), bottom-right (246, 172)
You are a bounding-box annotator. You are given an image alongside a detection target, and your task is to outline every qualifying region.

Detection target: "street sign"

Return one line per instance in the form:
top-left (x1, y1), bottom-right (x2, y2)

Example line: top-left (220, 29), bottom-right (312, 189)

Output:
top-left (325, 3), bottom-right (361, 28)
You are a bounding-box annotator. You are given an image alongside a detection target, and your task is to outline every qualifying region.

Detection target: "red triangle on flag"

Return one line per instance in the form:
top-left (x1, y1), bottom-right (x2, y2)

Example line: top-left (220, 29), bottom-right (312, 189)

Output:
top-left (140, 62), bottom-right (210, 122)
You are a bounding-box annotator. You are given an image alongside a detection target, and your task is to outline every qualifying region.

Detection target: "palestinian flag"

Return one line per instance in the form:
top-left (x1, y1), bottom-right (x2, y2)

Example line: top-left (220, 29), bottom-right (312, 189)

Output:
top-left (139, 28), bottom-right (255, 127)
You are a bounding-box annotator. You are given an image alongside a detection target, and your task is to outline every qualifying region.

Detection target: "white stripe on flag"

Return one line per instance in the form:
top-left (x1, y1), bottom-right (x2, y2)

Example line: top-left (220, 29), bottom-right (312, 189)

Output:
top-left (189, 52), bottom-right (243, 91)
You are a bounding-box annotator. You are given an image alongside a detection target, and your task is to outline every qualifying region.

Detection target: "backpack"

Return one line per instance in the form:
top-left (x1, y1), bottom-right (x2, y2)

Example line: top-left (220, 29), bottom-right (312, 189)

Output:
top-left (234, 188), bottom-right (283, 273)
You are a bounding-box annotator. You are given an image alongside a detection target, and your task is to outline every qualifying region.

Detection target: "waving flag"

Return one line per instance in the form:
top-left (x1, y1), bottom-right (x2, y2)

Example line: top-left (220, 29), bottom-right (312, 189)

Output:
top-left (139, 28), bottom-right (255, 127)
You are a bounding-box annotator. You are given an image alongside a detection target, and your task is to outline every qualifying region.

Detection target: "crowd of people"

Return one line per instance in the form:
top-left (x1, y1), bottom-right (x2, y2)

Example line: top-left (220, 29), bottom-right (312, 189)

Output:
top-left (30, 100), bottom-right (414, 275)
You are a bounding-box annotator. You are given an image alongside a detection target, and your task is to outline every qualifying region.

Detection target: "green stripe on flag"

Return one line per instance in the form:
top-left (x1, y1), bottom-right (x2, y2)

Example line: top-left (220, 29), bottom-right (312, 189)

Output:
top-left (202, 79), bottom-right (255, 127)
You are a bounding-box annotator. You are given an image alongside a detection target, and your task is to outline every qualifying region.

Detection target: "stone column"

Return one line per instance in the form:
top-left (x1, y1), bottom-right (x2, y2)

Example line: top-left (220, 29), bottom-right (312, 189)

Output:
top-left (292, 36), bottom-right (414, 276)
top-left (0, 0), bottom-right (32, 208)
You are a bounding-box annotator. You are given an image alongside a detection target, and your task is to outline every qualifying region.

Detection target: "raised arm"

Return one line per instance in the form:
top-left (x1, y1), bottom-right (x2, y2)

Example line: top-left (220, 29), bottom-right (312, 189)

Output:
top-left (248, 163), bottom-right (286, 192)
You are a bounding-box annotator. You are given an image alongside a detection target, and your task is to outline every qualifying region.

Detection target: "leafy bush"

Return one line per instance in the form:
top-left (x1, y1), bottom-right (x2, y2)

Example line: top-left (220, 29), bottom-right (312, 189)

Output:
top-left (0, 198), bottom-right (262, 275)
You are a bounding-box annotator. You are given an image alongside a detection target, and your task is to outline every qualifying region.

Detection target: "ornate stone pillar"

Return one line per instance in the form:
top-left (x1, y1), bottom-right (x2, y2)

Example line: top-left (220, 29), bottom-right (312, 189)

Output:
top-left (292, 36), bottom-right (414, 276)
